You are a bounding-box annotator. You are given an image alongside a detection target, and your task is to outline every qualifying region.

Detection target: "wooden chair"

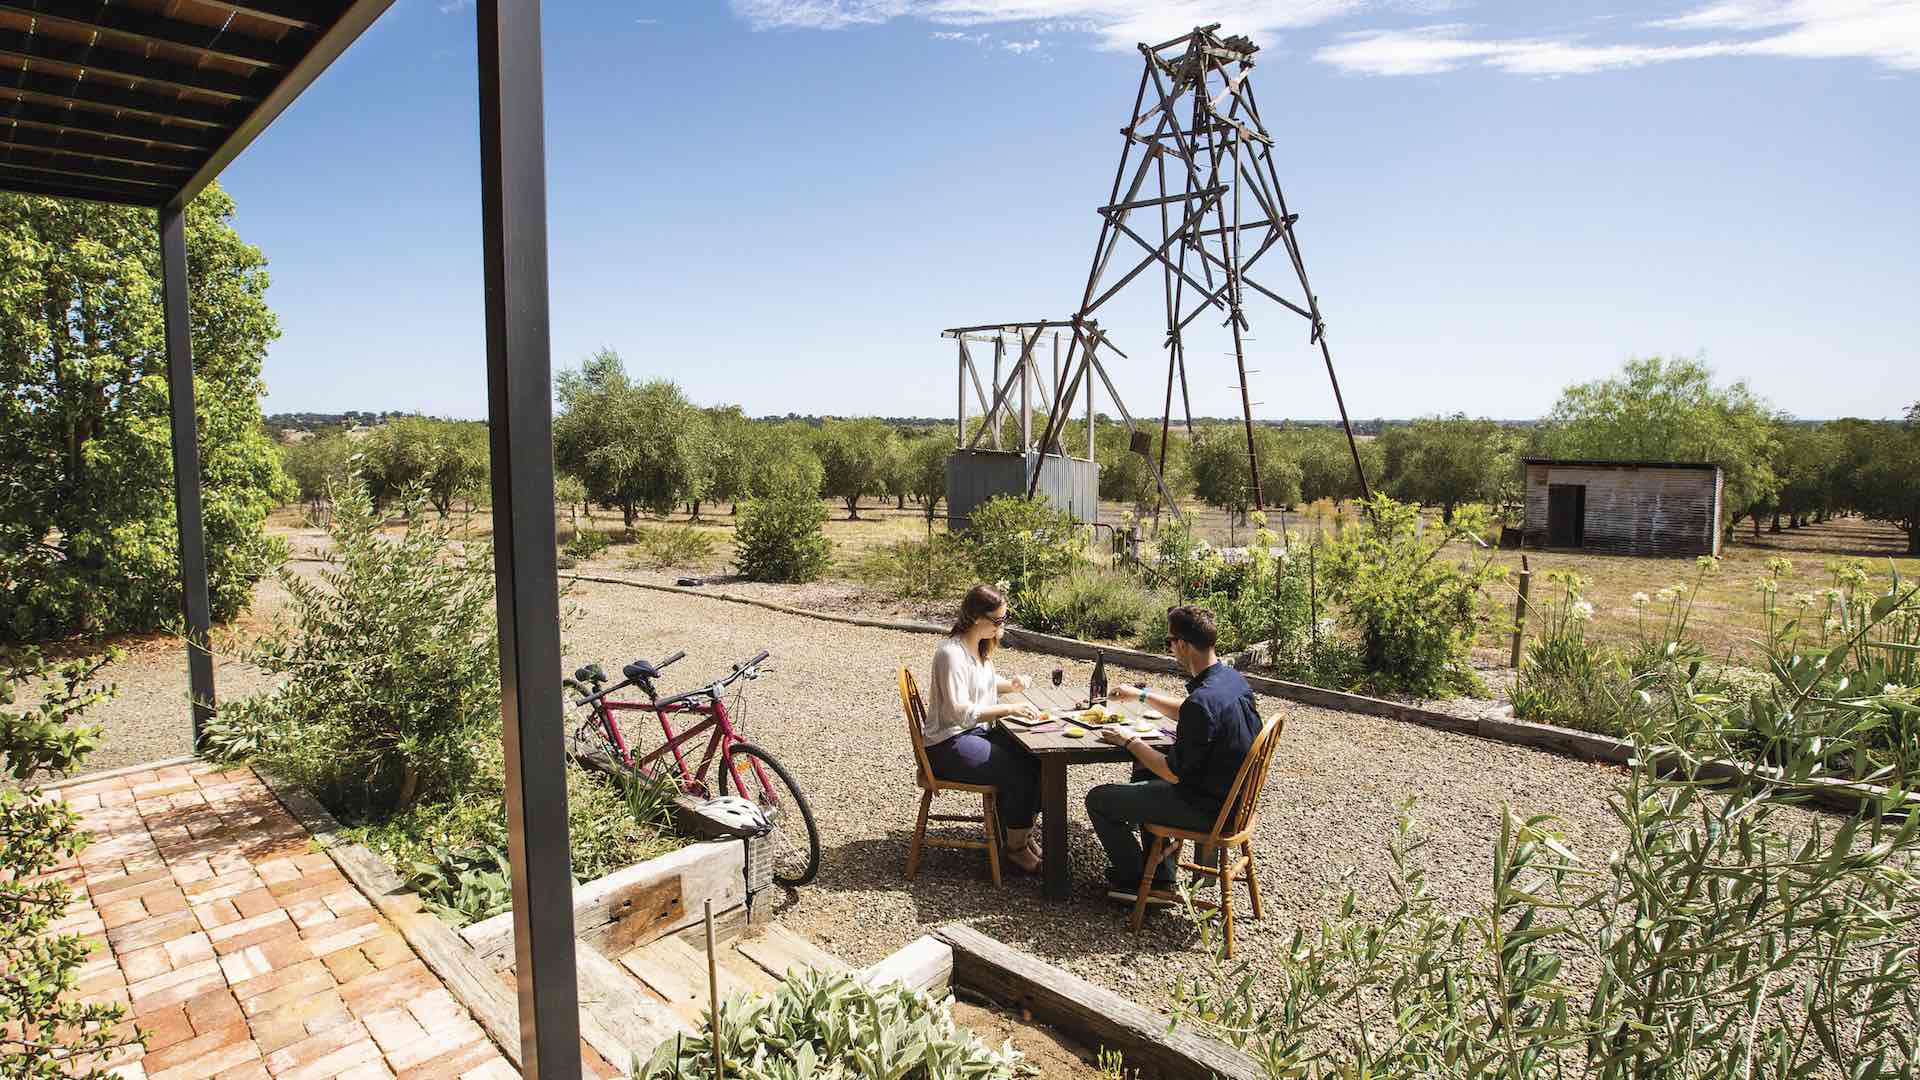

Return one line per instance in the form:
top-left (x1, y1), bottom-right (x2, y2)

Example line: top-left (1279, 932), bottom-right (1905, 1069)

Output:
top-left (1130, 713), bottom-right (1285, 958)
top-left (898, 668), bottom-right (1003, 887)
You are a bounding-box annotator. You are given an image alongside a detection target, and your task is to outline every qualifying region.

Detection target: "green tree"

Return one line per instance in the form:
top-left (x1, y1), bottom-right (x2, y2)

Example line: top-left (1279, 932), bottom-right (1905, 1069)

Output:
top-left (1378, 415), bottom-right (1518, 523)
top-left (3, 647), bottom-right (143, 1077)
top-left (904, 435), bottom-right (952, 524)
top-left (1764, 421), bottom-right (1840, 529)
top-left (361, 418), bottom-right (488, 517)
top-left (1536, 356), bottom-right (1780, 533)
top-left (747, 422), bottom-right (825, 501)
top-left (1835, 418), bottom-right (1920, 555)
top-left (1187, 425), bottom-right (1300, 526)
top-left (553, 351), bottom-right (710, 528)
top-left (704, 406), bottom-right (755, 517)
top-left (814, 419), bottom-right (895, 520)
top-left (0, 186), bottom-right (293, 642)
top-left (280, 432), bottom-right (352, 514)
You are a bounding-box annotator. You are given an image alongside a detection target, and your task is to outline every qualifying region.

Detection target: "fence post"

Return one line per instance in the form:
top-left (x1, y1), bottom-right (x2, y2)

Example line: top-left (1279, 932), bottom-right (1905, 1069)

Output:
top-left (1509, 555), bottom-right (1532, 668)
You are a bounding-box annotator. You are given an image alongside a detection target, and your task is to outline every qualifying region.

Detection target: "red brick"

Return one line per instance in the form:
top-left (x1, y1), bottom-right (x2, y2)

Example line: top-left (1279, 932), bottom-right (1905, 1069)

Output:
top-left (214, 1064), bottom-right (270, 1080)
top-left (247, 990), bottom-right (347, 1054)
top-left (337, 960), bottom-right (434, 1018)
top-left (163, 932), bottom-right (215, 969)
top-left (339, 1063), bottom-right (394, 1080)
top-left (357, 934), bottom-right (410, 972)
top-left (100, 898), bottom-right (150, 929)
top-left (184, 989), bottom-right (244, 1034)
top-left (212, 918), bottom-right (301, 957)
top-left (459, 1060), bottom-right (515, 1080)
top-left (109, 910), bottom-right (202, 953)
top-left (392, 1036), bottom-right (496, 1080)
top-left (232, 958), bottom-right (331, 1004)
top-left (261, 1022), bottom-right (375, 1080)
top-left (237, 968), bottom-right (336, 1019)
top-left (220, 945), bottom-right (274, 986)
top-left (130, 964), bottom-right (227, 1016)
top-left (193, 899), bottom-right (243, 931)
top-left (268, 869), bottom-right (346, 900)
top-left (120, 944), bottom-right (175, 984)
top-left (137, 1005), bottom-right (195, 1052)
top-left (359, 1008), bottom-right (425, 1057)
top-left (140, 1020), bottom-right (251, 1075)
top-left (143, 888), bottom-right (190, 916)
top-left (231, 888), bottom-right (278, 920)
top-left (300, 915), bottom-right (382, 958)
top-left (127, 958), bottom-right (222, 1008)
top-left (322, 948), bottom-right (375, 984)
top-left (206, 909), bottom-right (291, 947)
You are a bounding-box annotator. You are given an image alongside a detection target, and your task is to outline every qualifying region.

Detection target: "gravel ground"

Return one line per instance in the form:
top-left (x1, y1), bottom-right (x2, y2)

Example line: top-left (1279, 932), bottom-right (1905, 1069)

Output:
top-left (65, 558), bottom-right (1891, 1037)
top-left (554, 577), bottom-right (1637, 1009)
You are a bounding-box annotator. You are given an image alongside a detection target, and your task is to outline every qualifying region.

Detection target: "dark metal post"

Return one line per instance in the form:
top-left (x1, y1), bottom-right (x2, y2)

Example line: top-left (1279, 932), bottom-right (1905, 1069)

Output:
top-left (159, 203), bottom-right (214, 749)
top-left (476, 0), bottom-right (580, 1075)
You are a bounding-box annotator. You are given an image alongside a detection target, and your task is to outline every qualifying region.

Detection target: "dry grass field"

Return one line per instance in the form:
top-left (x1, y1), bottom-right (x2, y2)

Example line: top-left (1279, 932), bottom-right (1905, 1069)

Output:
top-left (276, 495), bottom-right (1916, 669)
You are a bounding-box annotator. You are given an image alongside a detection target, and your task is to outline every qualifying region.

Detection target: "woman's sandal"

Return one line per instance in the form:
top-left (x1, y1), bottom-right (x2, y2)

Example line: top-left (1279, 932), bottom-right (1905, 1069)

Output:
top-left (1004, 845), bottom-right (1042, 873)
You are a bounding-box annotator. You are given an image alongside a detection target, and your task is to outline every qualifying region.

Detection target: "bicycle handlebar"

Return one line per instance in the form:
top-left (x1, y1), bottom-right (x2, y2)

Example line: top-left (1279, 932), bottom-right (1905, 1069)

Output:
top-left (572, 649), bottom-right (769, 708)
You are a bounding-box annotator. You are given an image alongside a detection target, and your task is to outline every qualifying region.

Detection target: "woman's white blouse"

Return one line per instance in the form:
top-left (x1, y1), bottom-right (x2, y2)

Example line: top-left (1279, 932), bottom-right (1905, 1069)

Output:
top-left (925, 636), bottom-right (997, 747)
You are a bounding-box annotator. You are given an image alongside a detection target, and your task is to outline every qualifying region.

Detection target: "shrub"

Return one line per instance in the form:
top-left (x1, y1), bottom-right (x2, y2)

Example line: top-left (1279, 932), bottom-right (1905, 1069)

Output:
top-left (852, 534), bottom-right (975, 602)
top-left (962, 495), bottom-right (1086, 606)
top-left (1021, 567), bottom-right (1176, 645)
top-left (563, 527), bottom-right (613, 561)
top-left (378, 757), bottom-right (679, 927)
top-left (735, 494), bottom-right (831, 583)
top-left (1509, 572), bottom-right (1638, 733)
top-left (639, 968), bottom-right (1021, 1078)
top-left (1170, 585), bottom-right (1920, 1080)
top-left (1321, 495), bottom-right (1503, 697)
top-left (216, 479), bottom-right (498, 817)
top-left (3, 647), bottom-right (144, 1077)
top-left (627, 526), bottom-right (717, 570)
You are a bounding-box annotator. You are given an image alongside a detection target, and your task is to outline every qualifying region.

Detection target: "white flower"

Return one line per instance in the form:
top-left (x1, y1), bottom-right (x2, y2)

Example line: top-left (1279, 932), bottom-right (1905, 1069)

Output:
top-left (1791, 592), bottom-right (1817, 609)
top-left (1571, 599), bottom-right (1595, 622)
top-left (1630, 592), bottom-right (1651, 607)
top-left (1824, 617), bottom-right (1843, 633)
top-left (1656, 586), bottom-right (1681, 603)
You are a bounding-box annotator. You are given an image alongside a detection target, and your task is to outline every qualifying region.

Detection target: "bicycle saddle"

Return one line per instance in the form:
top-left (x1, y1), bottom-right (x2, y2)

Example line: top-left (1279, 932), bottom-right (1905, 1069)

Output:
top-left (575, 664), bottom-right (607, 684)
top-left (622, 659), bottom-right (660, 681)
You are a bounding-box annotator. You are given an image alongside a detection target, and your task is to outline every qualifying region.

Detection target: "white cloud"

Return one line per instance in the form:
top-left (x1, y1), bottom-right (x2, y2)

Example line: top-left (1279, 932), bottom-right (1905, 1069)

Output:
top-left (1003, 37), bottom-right (1042, 51)
top-left (728, 0), bottom-right (1369, 49)
top-left (1315, 1), bottom-right (1920, 76)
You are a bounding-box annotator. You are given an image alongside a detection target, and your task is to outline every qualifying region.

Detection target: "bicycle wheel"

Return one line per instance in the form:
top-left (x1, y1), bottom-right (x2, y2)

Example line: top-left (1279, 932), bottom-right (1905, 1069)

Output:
top-left (719, 742), bottom-right (822, 887)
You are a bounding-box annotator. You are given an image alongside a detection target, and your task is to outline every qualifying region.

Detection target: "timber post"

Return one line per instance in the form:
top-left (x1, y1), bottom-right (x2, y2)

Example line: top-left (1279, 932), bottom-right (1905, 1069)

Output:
top-left (1510, 555), bottom-right (1532, 669)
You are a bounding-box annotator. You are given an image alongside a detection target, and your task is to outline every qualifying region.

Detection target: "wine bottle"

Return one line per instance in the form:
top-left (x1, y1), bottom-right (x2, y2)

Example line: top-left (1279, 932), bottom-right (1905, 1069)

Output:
top-left (1090, 650), bottom-right (1108, 704)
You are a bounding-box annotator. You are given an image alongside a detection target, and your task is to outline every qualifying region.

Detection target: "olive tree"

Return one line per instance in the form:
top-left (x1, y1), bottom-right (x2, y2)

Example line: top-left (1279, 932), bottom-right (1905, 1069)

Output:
top-left (814, 419), bottom-right (895, 520)
top-left (553, 350), bottom-right (710, 528)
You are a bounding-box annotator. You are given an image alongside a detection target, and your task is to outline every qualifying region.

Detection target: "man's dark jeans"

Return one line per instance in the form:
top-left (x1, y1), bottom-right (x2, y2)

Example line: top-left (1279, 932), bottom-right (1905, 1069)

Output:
top-left (1086, 770), bottom-right (1218, 888)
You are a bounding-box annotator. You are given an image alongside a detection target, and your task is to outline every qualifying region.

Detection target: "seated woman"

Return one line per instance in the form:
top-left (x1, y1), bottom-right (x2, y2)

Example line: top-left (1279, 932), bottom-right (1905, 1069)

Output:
top-left (923, 584), bottom-right (1044, 873)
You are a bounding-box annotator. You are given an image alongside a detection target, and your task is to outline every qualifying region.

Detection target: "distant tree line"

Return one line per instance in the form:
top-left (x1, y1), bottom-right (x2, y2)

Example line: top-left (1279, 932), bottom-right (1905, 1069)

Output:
top-left (280, 352), bottom-right (1920, 558)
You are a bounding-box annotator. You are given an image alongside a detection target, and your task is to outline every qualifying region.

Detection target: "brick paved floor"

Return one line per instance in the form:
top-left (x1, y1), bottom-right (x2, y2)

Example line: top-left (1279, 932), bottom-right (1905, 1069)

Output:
top-left (47, 761), bottom-right (519, 1080)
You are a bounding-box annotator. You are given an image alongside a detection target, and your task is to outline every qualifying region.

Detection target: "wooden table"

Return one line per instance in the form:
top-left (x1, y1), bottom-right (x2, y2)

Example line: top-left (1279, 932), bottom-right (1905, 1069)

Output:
top-left (1005, 681), bottom-right (1175, 901)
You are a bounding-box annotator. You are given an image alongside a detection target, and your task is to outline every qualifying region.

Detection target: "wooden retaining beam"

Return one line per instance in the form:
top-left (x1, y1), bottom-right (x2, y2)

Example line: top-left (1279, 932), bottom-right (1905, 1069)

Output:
top-left (461, 839), bottom-right (747, 971)
top-left (933, 924), bottom-right (1264, 1080)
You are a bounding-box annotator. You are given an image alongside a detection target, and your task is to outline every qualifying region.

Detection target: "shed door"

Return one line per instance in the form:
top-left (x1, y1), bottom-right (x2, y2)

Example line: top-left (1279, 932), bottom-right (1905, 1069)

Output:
top-left (1548, 484), bottom-right (1586, 547)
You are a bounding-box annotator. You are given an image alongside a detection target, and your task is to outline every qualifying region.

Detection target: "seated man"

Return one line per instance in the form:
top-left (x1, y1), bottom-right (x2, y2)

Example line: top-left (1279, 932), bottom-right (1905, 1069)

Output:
top-left (1086, 604), bottom-right (1262, 903)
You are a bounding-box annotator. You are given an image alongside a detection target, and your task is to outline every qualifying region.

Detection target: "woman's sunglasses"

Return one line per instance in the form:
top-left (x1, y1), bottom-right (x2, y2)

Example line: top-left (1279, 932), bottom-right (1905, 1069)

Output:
top-left (987, 613), bottom-right (1008, 626)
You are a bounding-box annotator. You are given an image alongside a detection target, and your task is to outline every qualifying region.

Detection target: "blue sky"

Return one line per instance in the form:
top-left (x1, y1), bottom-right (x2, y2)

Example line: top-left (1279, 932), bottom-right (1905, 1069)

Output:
top-left (226, 0), bottom-right (1917, 423)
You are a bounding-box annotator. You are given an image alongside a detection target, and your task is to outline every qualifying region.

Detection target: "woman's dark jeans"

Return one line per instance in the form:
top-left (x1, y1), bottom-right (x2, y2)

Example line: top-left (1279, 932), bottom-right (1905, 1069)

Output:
top-left (924, 724), bottom-right (1040, 831)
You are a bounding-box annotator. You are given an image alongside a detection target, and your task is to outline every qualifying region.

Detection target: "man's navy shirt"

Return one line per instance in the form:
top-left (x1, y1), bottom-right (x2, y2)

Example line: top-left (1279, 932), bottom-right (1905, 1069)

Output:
top-left (1166, 661), bottom-right (1263, 811)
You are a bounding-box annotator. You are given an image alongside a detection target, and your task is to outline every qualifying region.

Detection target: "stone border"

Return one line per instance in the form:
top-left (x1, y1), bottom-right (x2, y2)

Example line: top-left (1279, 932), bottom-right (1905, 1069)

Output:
top-left (931, 923), bottom-right (1264, 1080)
top-left (567, 573), bottom-right (1909, 817)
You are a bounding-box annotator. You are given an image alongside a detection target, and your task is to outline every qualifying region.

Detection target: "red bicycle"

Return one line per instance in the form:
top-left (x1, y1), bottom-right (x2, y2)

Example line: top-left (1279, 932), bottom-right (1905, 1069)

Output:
top-left (566, 649), bottom-right (821, 887)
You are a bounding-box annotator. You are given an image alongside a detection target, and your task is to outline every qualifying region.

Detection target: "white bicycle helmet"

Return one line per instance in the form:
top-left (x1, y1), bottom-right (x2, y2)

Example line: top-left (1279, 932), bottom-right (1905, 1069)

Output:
top-left (699, 796), bottom-right (772, 838)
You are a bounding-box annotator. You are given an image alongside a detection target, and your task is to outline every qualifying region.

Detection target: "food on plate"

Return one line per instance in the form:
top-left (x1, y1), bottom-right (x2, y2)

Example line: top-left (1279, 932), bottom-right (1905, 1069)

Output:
top-left (1063, 724), bottom-right (1087, 738)
top-left (1133, 720), bottom-right (1156, 733)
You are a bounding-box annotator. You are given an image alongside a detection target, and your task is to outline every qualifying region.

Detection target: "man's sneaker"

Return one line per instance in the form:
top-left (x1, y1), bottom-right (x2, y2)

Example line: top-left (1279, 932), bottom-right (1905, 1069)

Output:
top-left (1106, 885), bottom-right (1178, 907)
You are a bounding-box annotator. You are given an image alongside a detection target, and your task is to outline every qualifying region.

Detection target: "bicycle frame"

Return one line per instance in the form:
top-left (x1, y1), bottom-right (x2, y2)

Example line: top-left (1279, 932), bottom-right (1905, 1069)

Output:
top-left (591, 690), bottom-right (776, 800)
